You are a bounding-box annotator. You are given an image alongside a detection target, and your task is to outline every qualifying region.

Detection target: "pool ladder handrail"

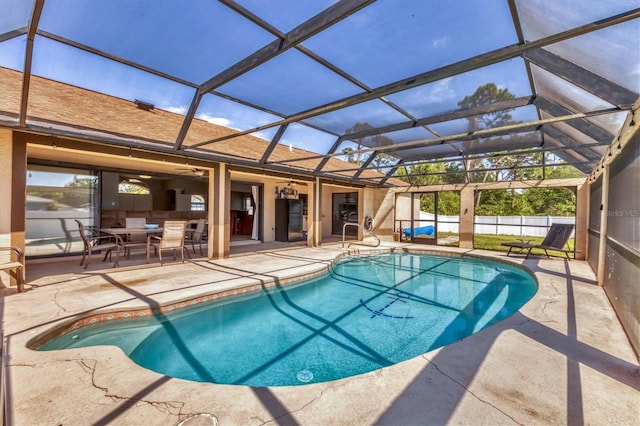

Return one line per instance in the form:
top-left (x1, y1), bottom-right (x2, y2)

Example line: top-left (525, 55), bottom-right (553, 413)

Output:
top-left (342, 222), bottom-right (381, 248)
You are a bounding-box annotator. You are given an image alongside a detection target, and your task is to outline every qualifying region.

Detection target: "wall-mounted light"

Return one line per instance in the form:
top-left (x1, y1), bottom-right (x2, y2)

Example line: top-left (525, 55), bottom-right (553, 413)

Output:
top-left (615, 141), bottom-right (622, 154)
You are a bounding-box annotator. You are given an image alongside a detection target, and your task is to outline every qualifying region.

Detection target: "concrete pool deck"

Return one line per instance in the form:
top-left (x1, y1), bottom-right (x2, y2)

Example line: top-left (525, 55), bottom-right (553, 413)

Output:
top-left (2, 242), bottom-right (638, 425)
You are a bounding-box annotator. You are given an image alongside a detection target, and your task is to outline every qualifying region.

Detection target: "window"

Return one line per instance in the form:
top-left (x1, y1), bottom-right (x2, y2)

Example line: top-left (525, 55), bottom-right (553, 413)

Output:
top-left (118, 179), bottom-right (150, 194)
top-left (191, 195), bottom-right (205, 211)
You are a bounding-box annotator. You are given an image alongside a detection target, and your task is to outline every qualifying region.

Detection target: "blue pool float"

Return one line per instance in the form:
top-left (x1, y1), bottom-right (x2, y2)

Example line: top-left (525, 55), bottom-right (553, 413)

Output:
top-left (403, 225), bottom-right (434, 239)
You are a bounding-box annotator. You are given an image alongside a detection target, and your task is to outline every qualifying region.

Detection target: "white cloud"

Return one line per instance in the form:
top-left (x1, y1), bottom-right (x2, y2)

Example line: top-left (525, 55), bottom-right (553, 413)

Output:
top-left (164, 105), bottom-right (187, 115)
top-left (429, 77), bottom-right (454, 99)
top-left (409, 77), bottom-right (455, 104)
top-left (432, 36), bottom-right (450, 49)
top-left (197, 113), bottom-right (232, 127)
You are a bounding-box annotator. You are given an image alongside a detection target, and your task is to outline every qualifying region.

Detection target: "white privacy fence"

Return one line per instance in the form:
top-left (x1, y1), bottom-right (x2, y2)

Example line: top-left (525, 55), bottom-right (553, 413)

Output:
top-left (474, 215), bottom-right (575, 236)
top-left (414, 212), bottom-right (575, 236)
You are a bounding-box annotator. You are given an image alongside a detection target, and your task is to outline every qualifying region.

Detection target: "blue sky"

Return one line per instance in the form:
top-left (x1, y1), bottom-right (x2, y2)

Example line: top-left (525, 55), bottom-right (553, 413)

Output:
top-left (1, 0), bottom-right (636, 153)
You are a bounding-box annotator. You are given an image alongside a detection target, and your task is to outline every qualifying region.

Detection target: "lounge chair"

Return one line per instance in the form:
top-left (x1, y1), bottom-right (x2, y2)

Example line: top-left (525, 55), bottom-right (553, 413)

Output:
top-left (502, 223), bottom-right (575, 260)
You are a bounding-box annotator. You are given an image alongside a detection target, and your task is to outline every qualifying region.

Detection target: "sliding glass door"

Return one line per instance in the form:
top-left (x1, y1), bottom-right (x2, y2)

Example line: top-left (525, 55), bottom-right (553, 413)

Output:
top-left (26, 164), bottom-right (99, 257)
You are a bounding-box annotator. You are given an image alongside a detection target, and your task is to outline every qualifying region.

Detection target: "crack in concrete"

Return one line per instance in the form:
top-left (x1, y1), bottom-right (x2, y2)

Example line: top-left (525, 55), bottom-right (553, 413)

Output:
top-left (540, 281), bottom-right (561, 320)
top-left (78, 359), bottom-right (185, 417)
top-left (258, 385), bottom-right (334, 425)
top-left (51, 287), bottom-right (68, 314)
top-left (425, 358), bottom-right (525, 425)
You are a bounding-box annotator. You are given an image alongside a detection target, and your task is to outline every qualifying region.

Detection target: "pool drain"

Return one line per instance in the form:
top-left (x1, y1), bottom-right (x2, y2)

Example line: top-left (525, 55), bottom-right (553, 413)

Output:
top-left (297, 369), bottom-right (314, 383)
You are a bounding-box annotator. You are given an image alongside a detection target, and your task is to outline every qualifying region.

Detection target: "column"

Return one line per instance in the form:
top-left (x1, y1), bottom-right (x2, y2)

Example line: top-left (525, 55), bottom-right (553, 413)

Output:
top-left (459, 187), bottom-right (474, 249)
top-left (210, 163), bottom-right (230, 259)
top-left (0, 130), bottom-right (27, 287)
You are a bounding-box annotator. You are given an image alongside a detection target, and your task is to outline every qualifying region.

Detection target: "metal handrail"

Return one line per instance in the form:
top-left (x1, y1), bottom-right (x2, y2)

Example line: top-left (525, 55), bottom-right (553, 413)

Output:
top-left (342, 222), bottom-right (381, 248)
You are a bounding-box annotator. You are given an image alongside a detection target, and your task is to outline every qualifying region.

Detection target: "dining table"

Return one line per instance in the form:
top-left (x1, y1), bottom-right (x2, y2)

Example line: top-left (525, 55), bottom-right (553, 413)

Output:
top-left (100, 227), bottom-right (163, 263)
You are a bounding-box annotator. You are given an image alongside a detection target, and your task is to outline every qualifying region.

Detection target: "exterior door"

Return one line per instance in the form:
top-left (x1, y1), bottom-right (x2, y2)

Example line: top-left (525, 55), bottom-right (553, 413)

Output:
top-left (332, 192), bottom-right (358, 236)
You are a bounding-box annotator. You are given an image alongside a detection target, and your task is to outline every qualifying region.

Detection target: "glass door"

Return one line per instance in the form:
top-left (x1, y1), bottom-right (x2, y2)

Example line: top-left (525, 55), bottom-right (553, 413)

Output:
top-left (26, 164), bottom-right (99, 257)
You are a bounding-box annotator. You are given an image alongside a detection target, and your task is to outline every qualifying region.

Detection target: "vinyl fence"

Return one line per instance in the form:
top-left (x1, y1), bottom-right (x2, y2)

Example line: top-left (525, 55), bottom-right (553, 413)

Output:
top-left (416, 212), bottom-right (575, 237)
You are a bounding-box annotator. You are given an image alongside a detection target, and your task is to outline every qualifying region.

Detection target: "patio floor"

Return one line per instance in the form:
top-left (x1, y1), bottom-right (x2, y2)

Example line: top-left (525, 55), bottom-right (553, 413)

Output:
top-left (1, 242), bottom-right (638, 425)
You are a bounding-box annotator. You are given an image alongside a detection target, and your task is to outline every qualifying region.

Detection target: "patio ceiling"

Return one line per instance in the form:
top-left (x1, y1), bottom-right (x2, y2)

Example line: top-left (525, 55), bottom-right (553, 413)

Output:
top-left (0, 0), bottom-right (638, 186)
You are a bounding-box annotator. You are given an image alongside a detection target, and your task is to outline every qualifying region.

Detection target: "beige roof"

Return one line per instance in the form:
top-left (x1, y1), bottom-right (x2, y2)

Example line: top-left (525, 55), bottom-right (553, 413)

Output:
top-left (0, 66), bottom-right (398, 185)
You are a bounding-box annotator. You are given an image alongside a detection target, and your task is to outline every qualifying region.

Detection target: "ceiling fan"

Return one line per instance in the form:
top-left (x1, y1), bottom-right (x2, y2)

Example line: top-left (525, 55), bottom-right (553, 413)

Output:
top-left (176, 167), bottom-right (207, 177)
top-left (277, 179), bottom-right (308, 187)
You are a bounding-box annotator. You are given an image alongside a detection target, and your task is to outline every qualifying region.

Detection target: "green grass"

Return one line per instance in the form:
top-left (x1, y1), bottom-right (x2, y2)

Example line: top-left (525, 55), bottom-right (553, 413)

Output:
top-left (401, 231), bottom-right (576, 258)
top-left (473, 234), bottom-right (576, 258)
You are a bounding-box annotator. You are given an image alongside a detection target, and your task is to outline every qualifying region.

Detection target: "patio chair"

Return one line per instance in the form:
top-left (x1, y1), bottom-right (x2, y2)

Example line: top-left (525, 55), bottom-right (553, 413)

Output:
top-left (75, 220), bottom-right (121, 269)
top-left (0, 246), bottom-right (25, 292)
top-left (124, 217), bottom-right (149, 258)
top-left (184, 218), bottom-right (207, 256)
top-left (148, 220), bottom-right (189, 265)
top-left (502, 223), bottom-right (575, 260)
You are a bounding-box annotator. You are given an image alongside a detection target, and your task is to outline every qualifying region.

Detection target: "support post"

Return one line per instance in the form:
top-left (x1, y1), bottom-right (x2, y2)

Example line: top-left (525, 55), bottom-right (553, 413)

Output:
top-left (211, 163), bottom-right (230, 259)
top-left (459, 187), bottom-right (474, 249)
top-left (596, 167), bottom-right (609, 285)
top-left (0, 130), bottom-right (26, 288)
top-left (574, 182), bottom-right (588, 261)
top-left (312, 177), bottom-right (322, 247)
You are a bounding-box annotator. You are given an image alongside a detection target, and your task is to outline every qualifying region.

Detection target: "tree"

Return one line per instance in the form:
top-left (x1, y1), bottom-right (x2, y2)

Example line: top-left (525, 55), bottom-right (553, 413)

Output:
top-left (342, 122), bottom-right (395, 172)
top-left (395, 164), bottom-right (461, 214)
top-left (393, 83), bottom-right (579, 218)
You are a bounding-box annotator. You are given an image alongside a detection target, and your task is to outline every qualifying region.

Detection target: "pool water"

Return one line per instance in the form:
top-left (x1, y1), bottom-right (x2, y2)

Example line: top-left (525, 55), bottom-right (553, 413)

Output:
top-left (38, 252), bottom-right (537, 386)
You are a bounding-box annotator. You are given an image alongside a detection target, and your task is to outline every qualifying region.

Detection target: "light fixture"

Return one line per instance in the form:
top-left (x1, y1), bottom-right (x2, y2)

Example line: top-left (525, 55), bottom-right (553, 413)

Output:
top-left (139, 174), bottom-right (151, 179)
top-left (615, 141), bottom-right (622, 154)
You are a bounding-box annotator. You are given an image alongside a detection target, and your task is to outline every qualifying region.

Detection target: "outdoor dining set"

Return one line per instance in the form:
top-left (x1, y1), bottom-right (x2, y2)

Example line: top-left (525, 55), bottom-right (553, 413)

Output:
top-left (75, 218), bottom-right (207, 268)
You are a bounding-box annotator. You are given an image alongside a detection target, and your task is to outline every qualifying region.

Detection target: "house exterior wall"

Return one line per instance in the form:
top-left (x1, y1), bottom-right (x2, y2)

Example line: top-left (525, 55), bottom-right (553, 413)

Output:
top-left (0, 130), bottom-right (26, 288)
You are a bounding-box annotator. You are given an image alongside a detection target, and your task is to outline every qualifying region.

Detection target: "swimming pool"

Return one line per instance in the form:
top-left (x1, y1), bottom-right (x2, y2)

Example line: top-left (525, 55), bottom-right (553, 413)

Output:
top-left (37, 252), bottom-right (537, 386)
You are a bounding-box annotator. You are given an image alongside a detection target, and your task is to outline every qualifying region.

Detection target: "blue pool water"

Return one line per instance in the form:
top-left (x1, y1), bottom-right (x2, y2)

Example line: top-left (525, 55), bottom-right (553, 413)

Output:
top-left (38, 252), bottom-right (537, 386)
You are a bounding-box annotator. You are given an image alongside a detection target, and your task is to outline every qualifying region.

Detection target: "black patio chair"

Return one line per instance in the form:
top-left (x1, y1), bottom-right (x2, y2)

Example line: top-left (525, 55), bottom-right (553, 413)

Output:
top-left (502, 223), bottom-right (575, 260)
